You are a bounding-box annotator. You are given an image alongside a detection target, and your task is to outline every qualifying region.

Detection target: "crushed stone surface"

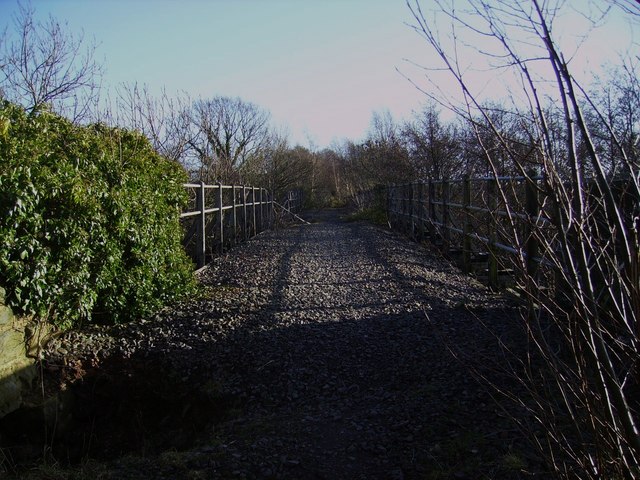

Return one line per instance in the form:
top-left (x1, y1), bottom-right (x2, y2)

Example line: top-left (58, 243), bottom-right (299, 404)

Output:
top-left (36, 209), bottom-right (536, 479)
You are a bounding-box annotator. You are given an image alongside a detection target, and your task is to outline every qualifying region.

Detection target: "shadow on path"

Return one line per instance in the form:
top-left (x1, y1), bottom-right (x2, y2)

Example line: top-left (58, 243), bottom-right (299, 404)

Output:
top-left (1, 209), bottom-right (534, 479)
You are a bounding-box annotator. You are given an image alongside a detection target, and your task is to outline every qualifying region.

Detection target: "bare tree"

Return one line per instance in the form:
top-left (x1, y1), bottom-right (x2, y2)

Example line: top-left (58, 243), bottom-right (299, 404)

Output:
top-left (587, 59), bottom-right (640, 177)
top-left (189, 96), bottom-right (272, 183)
top-left (113, 83), bottom-right (193, 165)
top-left (369, 109), bottom-right (399, 146)
top-left (271, 145), bottom-right (316, 201)
top-left (407, 0), bottom-right (640, 477)
top-left (238, 130), bottom-right (293, 196)
top-left (351, 110), bottom-right (414, 188)
top-left (0, 2), bottom-right (102, 122)
top-left (318, 147), bottom-right (346, 203)
top-left (402, 102), bottom-right (463, 179)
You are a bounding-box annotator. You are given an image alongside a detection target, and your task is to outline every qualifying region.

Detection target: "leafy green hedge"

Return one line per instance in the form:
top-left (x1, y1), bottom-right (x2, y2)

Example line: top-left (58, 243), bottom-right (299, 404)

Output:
top-left (0, 101), bottom-right (196, 329)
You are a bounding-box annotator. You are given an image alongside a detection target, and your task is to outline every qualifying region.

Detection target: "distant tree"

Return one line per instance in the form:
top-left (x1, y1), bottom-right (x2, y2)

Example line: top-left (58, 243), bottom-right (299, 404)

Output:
top-left (0, 2), bottom-right (102, 122)
top-left (369, 109), bottom-right (399, 147)
top-left (402, 102), bottom-right (462, 179)
top-left (586, 59), bottom-right (640, 178)
top-left (278, 145), bottom-right (318, 202)
top-left (246, 141), bottom-right (347, 207)
top-left (332, 109), bottom-right (414, 196)
top-left (189, 96), bottom-right (272, 183)
top-left (462, 102), bottom-right (544, 177)
top-left (357, 110), bottom-right (413, 186)
top-left (113, 83), bottom-right (193, 165)
top-left (239, 131), bottom-right (296, 197)
top-left (318, 147), bottom-right (346, 202)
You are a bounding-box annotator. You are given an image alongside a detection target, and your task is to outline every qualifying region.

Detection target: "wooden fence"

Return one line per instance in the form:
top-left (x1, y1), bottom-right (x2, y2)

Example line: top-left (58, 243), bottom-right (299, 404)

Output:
top-left (387, 174), bottom-right (544, 288)
top-left (180, 183), bottom-right (274, 269)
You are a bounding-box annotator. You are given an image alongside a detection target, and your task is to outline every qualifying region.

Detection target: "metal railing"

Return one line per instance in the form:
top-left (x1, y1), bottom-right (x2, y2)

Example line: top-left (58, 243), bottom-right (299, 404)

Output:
top-left (180, 182), bottom-right (274, 269)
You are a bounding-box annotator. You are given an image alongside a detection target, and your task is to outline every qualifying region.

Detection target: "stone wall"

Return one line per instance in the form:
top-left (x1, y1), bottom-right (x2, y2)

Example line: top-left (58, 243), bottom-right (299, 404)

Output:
top-left (0, 287), bottom-right (36, 418)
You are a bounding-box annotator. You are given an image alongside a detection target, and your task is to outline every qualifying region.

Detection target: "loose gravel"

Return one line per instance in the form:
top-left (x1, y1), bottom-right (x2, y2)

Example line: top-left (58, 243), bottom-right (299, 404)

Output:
top-left (32, 209), bottom-right (538, 479)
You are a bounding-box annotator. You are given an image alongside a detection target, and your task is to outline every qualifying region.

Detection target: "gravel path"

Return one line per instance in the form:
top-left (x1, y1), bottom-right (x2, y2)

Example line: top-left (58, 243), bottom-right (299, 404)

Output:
top-left (28, 209), bottom-right (536, 479)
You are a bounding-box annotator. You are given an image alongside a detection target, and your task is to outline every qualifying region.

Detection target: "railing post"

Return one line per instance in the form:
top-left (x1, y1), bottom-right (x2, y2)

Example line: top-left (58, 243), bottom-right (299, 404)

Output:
top-left (259, 188), bottom-right (264, 233)
top-left (525, 170), bottom-right (539, 280)
top-left (232, 185), bottom-right (237, 247)
top-left (268, 190), bottom-right (274, 228)
top-left (252, 187), bottom-right (257, 236)
top-left (196, 181), bottom-right (206, 269)
top-left (487, 178), bottom-right (499, 288)
top-left (462, 175), bottom-right (472, 273)
top-left (268, 189), bottom-right (273, 227)
top-left (217, 182), bottom-right (224, 254)
top-left (242, 185), bottom-right (248, 240)
top-left (442, 178), bottom-right (450, 254)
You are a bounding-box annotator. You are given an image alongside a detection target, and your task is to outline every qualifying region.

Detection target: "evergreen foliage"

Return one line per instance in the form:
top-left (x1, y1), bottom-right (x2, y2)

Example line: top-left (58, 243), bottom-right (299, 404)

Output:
top-left (0, 101), bottom-right (195, 329)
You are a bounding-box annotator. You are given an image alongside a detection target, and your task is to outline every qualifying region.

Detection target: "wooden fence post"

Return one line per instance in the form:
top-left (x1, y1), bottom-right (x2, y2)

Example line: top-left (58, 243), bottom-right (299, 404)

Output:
top-left (196, 181), bottom-right (206, 269)
top-left (217, 183), bottom-right (224, 254)
top-left (525, 170), bottom-right (539, 280)
top-left (462, 175), bottom-right (472, 273)
top-left (487, 178), bottom-right (499, 288)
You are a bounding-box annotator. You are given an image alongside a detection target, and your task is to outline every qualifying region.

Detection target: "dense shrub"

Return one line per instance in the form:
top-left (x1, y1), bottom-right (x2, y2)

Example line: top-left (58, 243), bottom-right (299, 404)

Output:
top-left (0, 101), bottom-right (196, 329)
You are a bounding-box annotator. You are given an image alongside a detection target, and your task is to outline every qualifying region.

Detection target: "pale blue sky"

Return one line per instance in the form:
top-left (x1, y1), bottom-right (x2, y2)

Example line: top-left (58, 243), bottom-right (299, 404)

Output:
top-left (1, 0), bottom-right (430, 147)
top-left (0, 1), bottom-right (637, 148)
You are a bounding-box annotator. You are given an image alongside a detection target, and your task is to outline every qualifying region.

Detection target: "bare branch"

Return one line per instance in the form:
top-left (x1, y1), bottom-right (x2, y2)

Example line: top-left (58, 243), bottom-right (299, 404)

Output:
top-left (189, 96), bottom-right (272, 183)
top-left (404, 0), bottom-right (640, 476)
top-left (0, 2), bottom-right (102, 122)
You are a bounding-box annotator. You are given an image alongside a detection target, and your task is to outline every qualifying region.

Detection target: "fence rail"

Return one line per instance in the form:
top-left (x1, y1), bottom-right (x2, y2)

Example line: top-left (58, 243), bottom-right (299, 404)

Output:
top-left (386, 173), bottom-right (544, 288)
top-left (180, 182), bottom-right (274, 269)
top-left (281, 189), bottom-right (304, 214)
